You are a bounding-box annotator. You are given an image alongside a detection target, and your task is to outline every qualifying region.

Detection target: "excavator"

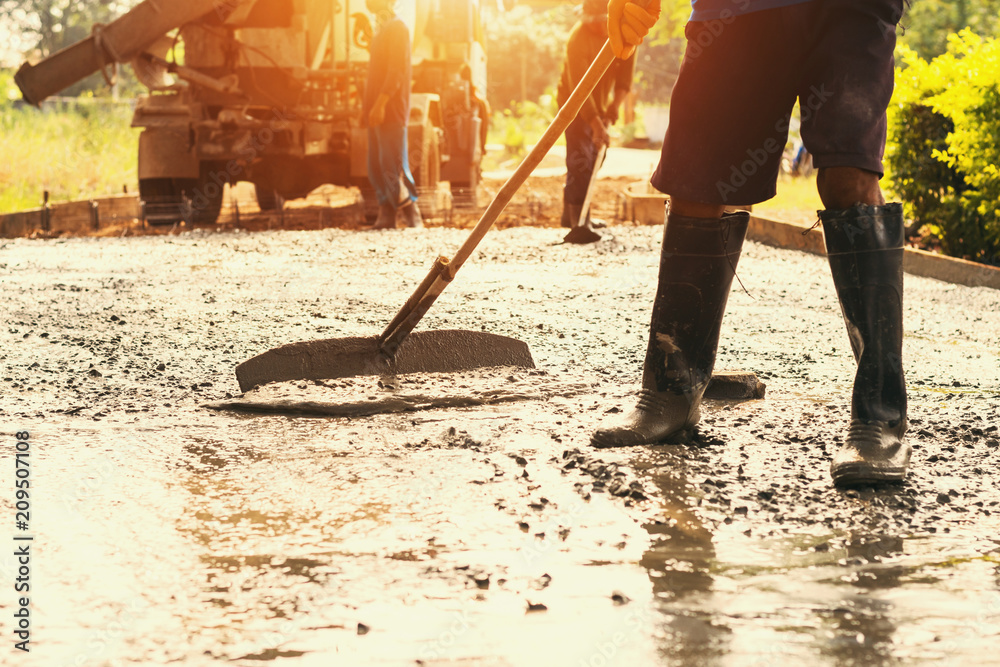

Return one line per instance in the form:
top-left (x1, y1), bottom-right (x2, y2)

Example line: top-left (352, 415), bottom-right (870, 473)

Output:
top-left (15, 0), bottom-right (489, 224)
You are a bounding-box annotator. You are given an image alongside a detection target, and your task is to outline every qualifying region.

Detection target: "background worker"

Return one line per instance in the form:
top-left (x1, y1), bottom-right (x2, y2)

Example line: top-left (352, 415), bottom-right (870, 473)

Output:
top-left (558, 0), bottom-right (635, 244)
top-left (365, 0), bottom-right (421, 229)
top-left (460, 63), bottom-right (491, 158)
top-left (594, 0), bottom-right (911, 487)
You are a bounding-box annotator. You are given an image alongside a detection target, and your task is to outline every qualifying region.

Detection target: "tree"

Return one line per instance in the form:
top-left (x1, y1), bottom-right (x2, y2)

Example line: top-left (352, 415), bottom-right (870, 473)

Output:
top-left (484, 2), bottom-right (577, 110)
top-left (0, 0), bottom-right (140, 58)
top-left (483, 0), bottom-right (691, 110)
top-left (886, 31), bottom-right (1000, 264)
top-left (629, 0), bottom-right (688, 104)
top-left (0, 0), bottom-right (140, 95)
top-left (899, 0), bottom-right (1000, 60)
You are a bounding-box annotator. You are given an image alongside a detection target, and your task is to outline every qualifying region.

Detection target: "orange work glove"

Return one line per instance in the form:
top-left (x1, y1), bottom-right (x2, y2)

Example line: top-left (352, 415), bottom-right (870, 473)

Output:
top-left (608, 0), bottom-right (661, 60)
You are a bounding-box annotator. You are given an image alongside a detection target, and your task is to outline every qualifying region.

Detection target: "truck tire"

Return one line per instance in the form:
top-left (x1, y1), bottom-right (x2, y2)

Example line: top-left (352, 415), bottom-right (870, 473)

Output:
top-left (189, 162), bottom-right (226, 224)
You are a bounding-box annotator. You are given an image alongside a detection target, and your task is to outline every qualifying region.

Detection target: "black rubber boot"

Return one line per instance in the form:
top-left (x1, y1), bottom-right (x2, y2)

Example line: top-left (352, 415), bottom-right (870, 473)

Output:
top-left (564, 204), bottom-right (603, 244)
top-left (822, 203), bottom-right (909, 485)
top-left (369, 203), bottom-right (397, 230)
top-left (399, 200), bottom-right (423, 228)
top-left (592, 210), bottom-right (749, 448)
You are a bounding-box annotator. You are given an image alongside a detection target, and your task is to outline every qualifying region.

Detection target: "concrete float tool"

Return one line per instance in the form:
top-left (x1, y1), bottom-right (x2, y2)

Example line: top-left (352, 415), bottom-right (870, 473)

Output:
top-left (235, 41), bottom-right (625, 393)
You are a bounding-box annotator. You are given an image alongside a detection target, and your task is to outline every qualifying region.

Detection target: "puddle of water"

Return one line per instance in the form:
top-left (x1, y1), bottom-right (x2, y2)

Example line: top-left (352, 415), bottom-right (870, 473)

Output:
top-left (636, 447), bottom-right (1000, 667)
top-left (6, 403), bottom-right (998, 667)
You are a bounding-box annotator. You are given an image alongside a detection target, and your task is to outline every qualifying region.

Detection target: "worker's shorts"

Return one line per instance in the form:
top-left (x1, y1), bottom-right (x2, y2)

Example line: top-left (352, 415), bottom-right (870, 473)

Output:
top-left (651, 0), bottom-right (905, 206)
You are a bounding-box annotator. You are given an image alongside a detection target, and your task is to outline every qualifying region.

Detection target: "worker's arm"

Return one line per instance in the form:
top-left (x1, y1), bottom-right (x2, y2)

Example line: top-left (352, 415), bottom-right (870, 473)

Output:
top-left (369, 93), bottom-right (391, 126)
top-left (606, 50), bottom-right (636, 125)
top-left (564, 27), bottom-right (602, 125)
top-left (608, 0), bottom-right (661, 60)
top-left (370, 20), bottom-right (409, 126)
top-left (605, 88), bottom-right (629, 126)
top-left (568, 57), bottom-right (609, 145)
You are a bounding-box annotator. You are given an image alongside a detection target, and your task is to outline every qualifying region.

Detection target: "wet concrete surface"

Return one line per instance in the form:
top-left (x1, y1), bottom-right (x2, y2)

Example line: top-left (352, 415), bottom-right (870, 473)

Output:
top-left (2, 224), bottom-right (1000, 665)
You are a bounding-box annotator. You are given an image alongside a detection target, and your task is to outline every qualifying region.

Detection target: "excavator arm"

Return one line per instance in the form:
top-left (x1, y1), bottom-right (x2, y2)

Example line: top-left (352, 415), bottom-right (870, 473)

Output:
top-left (15, 0), bottom-right (252, 105)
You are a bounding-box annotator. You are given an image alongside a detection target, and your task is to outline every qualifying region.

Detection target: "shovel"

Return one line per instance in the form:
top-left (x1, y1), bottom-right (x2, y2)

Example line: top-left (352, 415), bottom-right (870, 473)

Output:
top-left (580, 141), bottom-right (607, 226)
top-left (563, 141), bottom-right (607, 244)
top-left (236, 42), bottom-right (620, 393)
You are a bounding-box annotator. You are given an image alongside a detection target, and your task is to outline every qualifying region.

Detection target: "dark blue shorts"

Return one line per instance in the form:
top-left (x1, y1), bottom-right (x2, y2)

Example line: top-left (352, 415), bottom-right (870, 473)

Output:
top-left (651, 0), bottom-right (905, 206)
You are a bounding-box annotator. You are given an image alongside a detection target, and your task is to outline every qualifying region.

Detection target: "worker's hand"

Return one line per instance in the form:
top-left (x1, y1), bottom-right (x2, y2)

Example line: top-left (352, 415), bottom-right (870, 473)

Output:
top-left (368, 97), bottom-right (385, 127)
top-left (369, 94), bottom-right (389, 126)
top-left (590, 116), bottom-right (610, 147)
top-left (608, 0), bottom-right (661, 60)
top-left (604, 105), bottom-right (620, 127)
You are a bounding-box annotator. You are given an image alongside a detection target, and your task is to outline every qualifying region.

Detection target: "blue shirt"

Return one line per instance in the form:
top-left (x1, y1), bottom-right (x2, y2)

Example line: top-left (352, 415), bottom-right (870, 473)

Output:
top-left (691, 0), bottom-right (814, 21)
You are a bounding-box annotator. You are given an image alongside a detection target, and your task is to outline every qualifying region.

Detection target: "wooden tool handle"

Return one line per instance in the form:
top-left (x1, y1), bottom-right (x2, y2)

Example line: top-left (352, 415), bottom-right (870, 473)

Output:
top-left (578, 142), bottom-right (608, 227)
top-left (379, 41), bottom-right (618, 355)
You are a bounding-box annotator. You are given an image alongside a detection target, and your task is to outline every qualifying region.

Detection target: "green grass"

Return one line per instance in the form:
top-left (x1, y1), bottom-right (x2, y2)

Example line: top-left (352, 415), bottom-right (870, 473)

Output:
top-left (754, 174), bottom-right (825, 224)
top-left (0, 101), bottom-right (139, 213)
top-left (755, 174), bottom-right (915, 225)
top-left (487, 100), bottom-right (562, 153)
top-left (0, 98), bottom-right (826, 226)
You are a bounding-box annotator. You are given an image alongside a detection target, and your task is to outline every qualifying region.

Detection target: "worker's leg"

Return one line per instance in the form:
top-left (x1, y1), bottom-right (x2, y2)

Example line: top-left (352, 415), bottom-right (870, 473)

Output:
top-left (563, 116), bottom-right (596, 212)
top-left (367, 127), bottom-right (390, 205)
top-left (594, 8), bottom-right (806, 447)
top-left (816, 166), bottom-right (884, 209)
top-left (563, 117), bottom-right (596, 222)
top-left (592, 206), bottom-right (748, 447)
top-left (811, 141), bottom-right (908, 488)
top-left (562, 116), bottom-right (603, 243)
top-left (375, 122), bottom-right (417, 205)
top-left (820, 202), bottom-right (908, 484)
top-left (396, 123), bottom-right (419, 206)
top-left (367, 126), bottom-right (397, 229)
top-left (667, 199), bottom-right (725, 219)
top-left (375, 124), bottom-right (403, 207)
top-left (802, 0), bottom-right (909, 484)
top-left (393, 124), bottom-right (421, 227)
top-left (374, 122), bottom-right (422, 227)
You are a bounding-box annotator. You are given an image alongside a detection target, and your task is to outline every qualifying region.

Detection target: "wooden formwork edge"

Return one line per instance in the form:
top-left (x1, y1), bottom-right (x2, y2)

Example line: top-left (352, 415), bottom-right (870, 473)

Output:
top-left (748, 215), bottom-right (1000, 291)
top-left (1, 195), bottom-right (141, 238)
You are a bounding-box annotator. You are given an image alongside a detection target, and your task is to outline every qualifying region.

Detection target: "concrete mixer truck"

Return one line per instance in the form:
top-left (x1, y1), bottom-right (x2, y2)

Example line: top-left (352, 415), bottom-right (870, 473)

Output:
top-left (15, 0), bottom-right (489, 224)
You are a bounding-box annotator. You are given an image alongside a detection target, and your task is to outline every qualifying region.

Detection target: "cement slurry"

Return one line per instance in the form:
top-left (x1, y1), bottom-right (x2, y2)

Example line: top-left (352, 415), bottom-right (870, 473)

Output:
top-left (2, 225), bottom-right (999, 665)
